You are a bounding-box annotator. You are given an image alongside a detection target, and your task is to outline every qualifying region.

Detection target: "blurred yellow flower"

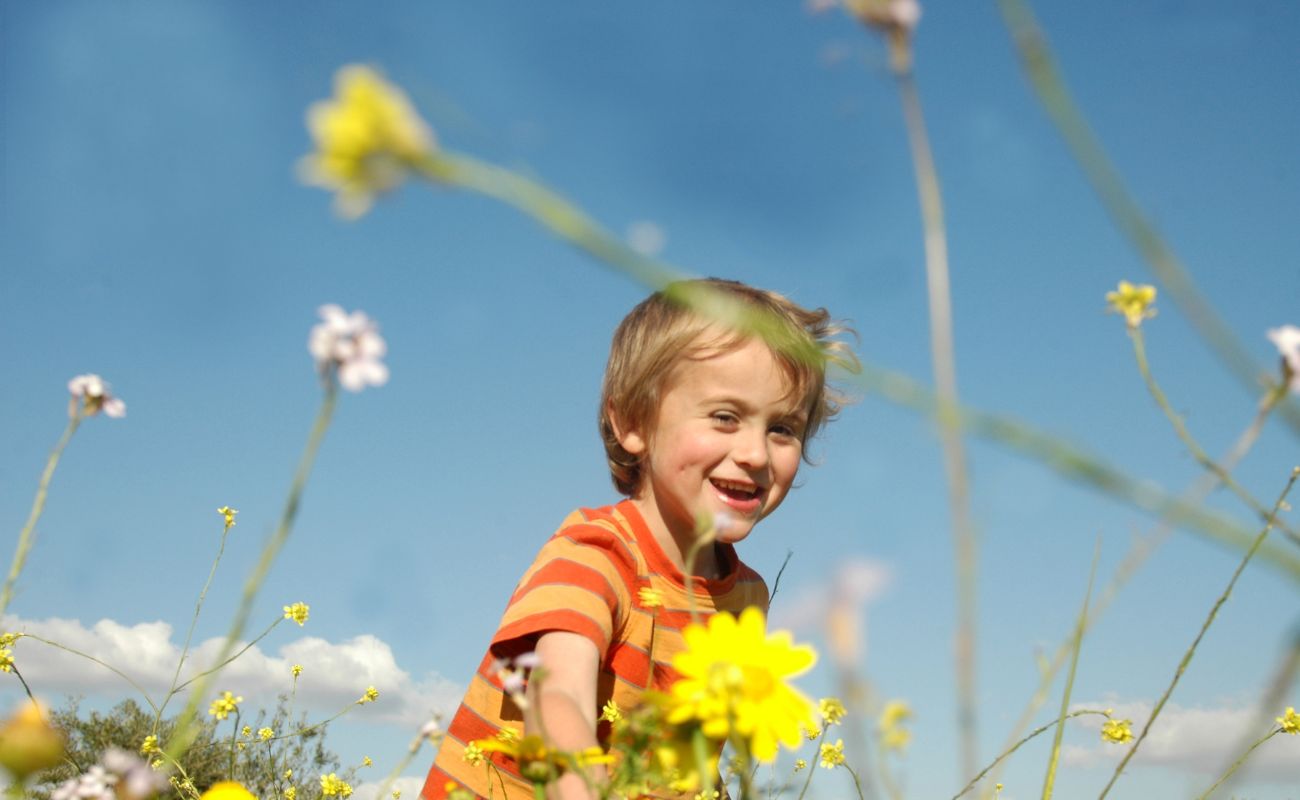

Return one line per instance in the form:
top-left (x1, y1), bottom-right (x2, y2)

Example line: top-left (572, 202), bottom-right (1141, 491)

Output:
top-left (495, 725), bottom-right (519, 744)
top-left (208, 691), bottom-right (242, 721)
top-left (1101, 718), bottom-right (1134, 744)
top-left (362, 756), bottom-right (372, 767)
top-left (0, 702), bottom-right (64, 780)
top-left (1105, 281), bottom-right (1158, 328)
top-left (358, 686), bottom-right (379, 704)
top-left (217, 506), bottom-right (237, 530)
top-left (140, 734), bottom-right (159, 755)
top-left (1277, 707), bottom-right (1300, 734)
top-left (819, 738), bottom-right (845, 769)
top-left (878, 699), bottom-right (913, 751)
top-left (668, 607), bottom-right (817, 763)
top-left (291, 664), bottom-right (303, 678)
top-left (284, 769), bottom-right (293, 780)
top-left (283, 602), bottom-right (310, 626)
top-left (241, 725), bottom-right (252, 738)
top-left (258, 727), bottom-right (274, 742)
top-left (638, 587), bottom-right (665, 609)
top-left (320, 773), bottom-right (353, 798)
top-left (199, 781), bottom-right (257, 800)
top-left (391, 791), bottom-right (401, 799)
top-left (819, 697), bottom-right (846, 725)
top-left (0, 633), bottom-right (18, 649)
top-left (284, 788), bottom-right (296, 800)
top-left (600, 700), bottom-right (622, 723)
top-left (793, 758), bottom-right (807, 772)
top-left (0, 649), bottom-right (13, 673)
top-left (462, 742), bottom-right (485, 767)
top-left (301, 65), bottom-right (435, 219)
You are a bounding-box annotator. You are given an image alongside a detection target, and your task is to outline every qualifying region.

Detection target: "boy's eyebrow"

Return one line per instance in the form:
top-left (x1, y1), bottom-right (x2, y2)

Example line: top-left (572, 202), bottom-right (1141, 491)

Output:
top-left (702, 393), bottom-right (809, 423)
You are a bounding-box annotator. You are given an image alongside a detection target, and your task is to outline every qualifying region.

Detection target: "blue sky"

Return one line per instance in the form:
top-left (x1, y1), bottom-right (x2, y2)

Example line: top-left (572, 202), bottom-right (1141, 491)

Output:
top-left (3, 2), bottom-right (1300, 798)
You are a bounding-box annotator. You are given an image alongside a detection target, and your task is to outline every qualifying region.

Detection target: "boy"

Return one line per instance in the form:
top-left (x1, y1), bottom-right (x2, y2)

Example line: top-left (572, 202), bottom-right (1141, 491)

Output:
top-left (421, 278), bottom-right (854, 800)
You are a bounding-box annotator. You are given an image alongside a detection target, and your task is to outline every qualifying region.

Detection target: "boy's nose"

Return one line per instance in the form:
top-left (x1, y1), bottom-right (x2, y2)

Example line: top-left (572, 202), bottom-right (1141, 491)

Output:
top-left (732, 428), bottom-right (770, 470)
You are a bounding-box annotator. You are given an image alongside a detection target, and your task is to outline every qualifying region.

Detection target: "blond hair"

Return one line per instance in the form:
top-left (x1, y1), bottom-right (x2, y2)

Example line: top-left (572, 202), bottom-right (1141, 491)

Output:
top-left (599, 278), bottom-right (857, 496)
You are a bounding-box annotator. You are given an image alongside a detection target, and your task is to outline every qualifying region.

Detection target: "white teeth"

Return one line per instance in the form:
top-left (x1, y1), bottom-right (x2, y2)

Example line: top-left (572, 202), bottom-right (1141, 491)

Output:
top-left (713, 479), bottom-right (758, 495)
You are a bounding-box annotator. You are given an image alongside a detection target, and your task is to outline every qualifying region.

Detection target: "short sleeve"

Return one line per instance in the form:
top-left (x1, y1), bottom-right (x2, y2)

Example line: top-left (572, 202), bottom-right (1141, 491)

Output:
top-left (489, 522), bottom-right (637, 660)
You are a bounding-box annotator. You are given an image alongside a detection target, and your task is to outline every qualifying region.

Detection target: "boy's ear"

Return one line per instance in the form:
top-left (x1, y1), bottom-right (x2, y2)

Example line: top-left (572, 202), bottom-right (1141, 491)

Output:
top-left (607, 404), bottom-right (648, 456)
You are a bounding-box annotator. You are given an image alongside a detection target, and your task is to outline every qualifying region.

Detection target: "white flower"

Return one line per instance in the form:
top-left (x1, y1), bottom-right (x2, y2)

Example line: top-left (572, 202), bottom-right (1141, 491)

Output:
top-left (308, 304), bottom-right (390, 391)
top-left (513, 652), bottom-right (542, 670)
top-left (67, 374), bottom-right (126, 418)
top-left (1267, 325), bottom-right (1300, 392)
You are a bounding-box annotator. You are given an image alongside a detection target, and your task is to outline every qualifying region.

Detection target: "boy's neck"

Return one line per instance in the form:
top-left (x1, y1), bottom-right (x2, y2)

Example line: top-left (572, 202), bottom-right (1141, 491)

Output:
top-left (629, 495), bottom-right (725, 580)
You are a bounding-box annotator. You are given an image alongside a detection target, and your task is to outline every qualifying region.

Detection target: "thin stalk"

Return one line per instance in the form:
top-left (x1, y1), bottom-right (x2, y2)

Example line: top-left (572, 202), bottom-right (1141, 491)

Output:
top-left (1131, 328), bottom-right (1300, 545)
top-left (895, 62), bottom-right (980, 783)
top-left (171, 618), bottom-right (282, 693)
top-left (981, 384), bottom-right (1285, 797)
top-left (165, 383), bottom-right (338, 763)
top-left (21, 634), bottom-right (158, 713)
top-left (951, 711), bottom-right (1109, 799)
top-left (844, 764), bottom-right (868, 800)
top-left (1194, 728), bottom-right (1281, 800)
top-left (794, 726), bottom-right (829, 800)
top-left (3, 413), bottom-right (82, 616)
top-left (766, 550), bottom-right (794, 613)
top-left (155, 519), bottom-right (236, 731)
top-left (1097, 467), bottom-right (1300, 799)
top-left (991, 0), bottom-right (1300, 438)
top-left (1040, 541), bottom-right (1098, 800)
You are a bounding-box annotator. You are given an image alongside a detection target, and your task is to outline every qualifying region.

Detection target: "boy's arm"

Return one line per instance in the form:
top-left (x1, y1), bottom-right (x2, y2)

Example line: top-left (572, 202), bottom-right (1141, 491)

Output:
top-left (527, 631), bottom-right (604, 800)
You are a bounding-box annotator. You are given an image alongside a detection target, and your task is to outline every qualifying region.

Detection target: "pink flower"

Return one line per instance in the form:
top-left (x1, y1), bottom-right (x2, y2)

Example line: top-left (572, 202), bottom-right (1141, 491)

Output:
top-left (308, 304), bottom-right (389, 391)
top-left (1268, 325), bottom-right (1300, 392)
top-left (67, 374), bottom-right (126, 418)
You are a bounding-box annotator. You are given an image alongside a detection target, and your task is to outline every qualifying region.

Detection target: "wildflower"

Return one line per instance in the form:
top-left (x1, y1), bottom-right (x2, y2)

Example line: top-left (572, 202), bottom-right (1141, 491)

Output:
top-left (216, 507), bottom-right (237, 530)
top-left (600, 700), bottom-right (622, 723)
top-left (300, 64), bottom-right (435, 219)
top-left (284, 789), bottom-right (296, 800)
top-left (819, 697), bottom-right (847, 725)
top-left (793, 759), bottom-right (807, 772)
top-left (878, 699), bottom-right (913, 751)
top-left (358, 686), bottom-right (379, 704)
top-left (1101, 718), bottom-right (1134, 744)
top-left (235, 742), bottom-right (246, 752)
top-left (0, 633), bottom-right (18, 649)
top-left (0, 702), bottom-right (65, 780)
top-left (139, 735), bottom-right (159, 756)
top-left (198, 782), bottom-right (256, 800)
top-left (66, 374), bottom-right (126, 419)
top-left (1105, 281), bottom-right (1158, 328)
top-left (319, 773), bottom-right (353, 798)
top-left (420, 719), bottom-right (442, 741)
top-left (0, 649), bottom-right (13, 673)
top-left (1277, 707), bottom-right (1300, 734)
top-left (258, 727), bottom-right (274, 742)
top-left (496, 726), bottom-right (519, 744)
top-left (361, 756), bottom-right (372, 767)
top-left (1267, 326), bottom-right (1300, 392)
top-left (207, 691), bottom-right (241, 721)
top-left (804, 725), bottom-right (821, 741)
top-left (240, 726), bottom-right (251, 738)
top-left (638, 587), bottom-right (665, 610)
top-left (391, 792), bottom-right (401, 800)
top-left (291, 664), bottom-right (303, 678)
top-left (818, 738), bottom-right (845, 769)
top-left (100, 749), bottom-right (169, 800)
top-left (462, 741), bottom-right (485, 767)
top-left (693, 792), bottom-right (721, 800)
top-left (667, 607), bottom-right (817, 763)
top-left (283, 770), bottom-right (293, 781)
top-left (283, 602), bottom-right (310, 626)
top-left (309, 304), bottom-right (389, 391)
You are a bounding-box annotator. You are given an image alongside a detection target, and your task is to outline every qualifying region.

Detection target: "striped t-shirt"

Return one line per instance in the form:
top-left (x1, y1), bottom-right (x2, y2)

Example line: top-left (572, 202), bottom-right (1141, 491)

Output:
top-left (421, 500), bottom-right (769, 800)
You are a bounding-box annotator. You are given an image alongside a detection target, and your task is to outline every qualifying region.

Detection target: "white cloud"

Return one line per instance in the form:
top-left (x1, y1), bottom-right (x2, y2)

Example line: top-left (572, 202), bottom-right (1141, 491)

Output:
top-left (0, 614), bottom-right (462, 730)
top-left (1063, 698), bottom-right (1300, 783)
top-left (353, 776), bottom-right (425, 800)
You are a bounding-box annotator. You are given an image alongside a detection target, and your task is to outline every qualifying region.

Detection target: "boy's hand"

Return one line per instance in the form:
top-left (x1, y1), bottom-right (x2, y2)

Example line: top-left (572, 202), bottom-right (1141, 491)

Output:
top-left (528, 632), bottom-right (603, 800)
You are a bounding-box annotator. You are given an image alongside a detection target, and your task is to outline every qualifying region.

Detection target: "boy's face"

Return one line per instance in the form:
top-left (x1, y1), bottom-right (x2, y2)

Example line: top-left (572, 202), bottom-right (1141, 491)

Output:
top-left (616, 338), bottom-right (806, 549)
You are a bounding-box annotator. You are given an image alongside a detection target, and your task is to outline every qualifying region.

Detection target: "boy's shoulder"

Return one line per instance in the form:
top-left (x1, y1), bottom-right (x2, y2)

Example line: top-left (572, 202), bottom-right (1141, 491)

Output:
top-left (545, 501), bottom-right (645, 567)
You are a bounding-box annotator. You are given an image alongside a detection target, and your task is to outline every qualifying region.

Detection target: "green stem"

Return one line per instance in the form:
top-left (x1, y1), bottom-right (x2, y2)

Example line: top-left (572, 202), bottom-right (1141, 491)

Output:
top-left (165, 383), bottom-right (338, 763)
top-left (1097, 467), bottom-right (1300, 799)
top-left (845, 764), bottom-right (868, 800)
top-left (156, 520), bottom-right (236, 731)
top-left (951, 711), bottom-right (1109, 799)
top-left (171, 618), bottom-right (282, 694)
top-left (1040, 543), bottom-right (1098, 800)
top-left (1194, 728), bottom-right (1281, 800)
top-left (20, 634), bottom-right (158, 712)
top-left (794, 725), bottom-right (828, 800)
top-left (1131, 329), bottom-right (1300, 545)
top-left (991, 0), bottom-right (1300, 438)
top-left (3, 413), bottom-right (82, 616)
top-left (896, 63), bottom-right (980, 785)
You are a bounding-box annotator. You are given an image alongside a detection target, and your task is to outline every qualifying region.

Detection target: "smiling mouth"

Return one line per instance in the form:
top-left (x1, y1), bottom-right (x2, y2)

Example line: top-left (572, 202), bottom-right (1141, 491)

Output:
top-left (711, 478), bottom-right (762, 502)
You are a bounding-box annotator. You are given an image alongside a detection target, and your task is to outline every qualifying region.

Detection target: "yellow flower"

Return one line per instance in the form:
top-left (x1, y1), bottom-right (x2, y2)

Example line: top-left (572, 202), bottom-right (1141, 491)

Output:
top-left (300, 65), bottom-right (436, 219)
top-left (1277, 707), bottom-right (1300, 734)
top-left (358, 686), bottom-right (379, 704)
top-left (0, 702), bottom-right (65, 780)
top-left (140, 734), bottom-right (159, 755)
top-left (462, 741), bottom-right (485, 767)
top-left (216, 506), bottom-right (237, 530)
top-left (284, 788), bottom-right (297, 800)
top-left (818, 738), bottom-right (845, 769)
top-left (241, 725), bottom-right (252, 738)
top-left (0, 633), bottom-right (21, 649)
top-left (361, 756), bottom-right (372, 767)
top-left (638, 587), bottom-right (665, 609)
top-left (392, 792), bottom-right (401, 799)
top-left (1105, 281), bottom-right (1158, 328)
top-left (1101, 718), bottom-right (1135, 744)
top-left (291, 664), bottom-right (303, 678)
top-left (208, 691), bottom-right (242, 720)
top-left (0, 649), bottom-right (13, 673)
top-left (320, 773), bottom-right (353, 798)
top-left (495, 726), bottom-right (519, 744)
top-left (804, 725), bottom-right (821, 741)
top-left (599, 700), bottom-right (622, 723)
top-left (793, 759), bottom-right (807, 772)
top-left (819, 697), bottom-right (846, 725)
top-left (283, 603), bottom-right (310, 626)
top-left (284, 770), bottom-right (293, 781)
top-left (258, 727), bottom-right (274, 742)
top-left (878, 699), bottom-right (913, 751)
top-left (199, 781), bottom-right (257, 800)
top-left (667, 607), bottom-right (817, 763)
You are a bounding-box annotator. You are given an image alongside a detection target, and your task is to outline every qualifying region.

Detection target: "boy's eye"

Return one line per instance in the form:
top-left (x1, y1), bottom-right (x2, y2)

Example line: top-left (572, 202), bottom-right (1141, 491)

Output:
top-left (711, 411), bottom-right (740, 426)
top-left (769, 423), bottom-right (799, 439)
